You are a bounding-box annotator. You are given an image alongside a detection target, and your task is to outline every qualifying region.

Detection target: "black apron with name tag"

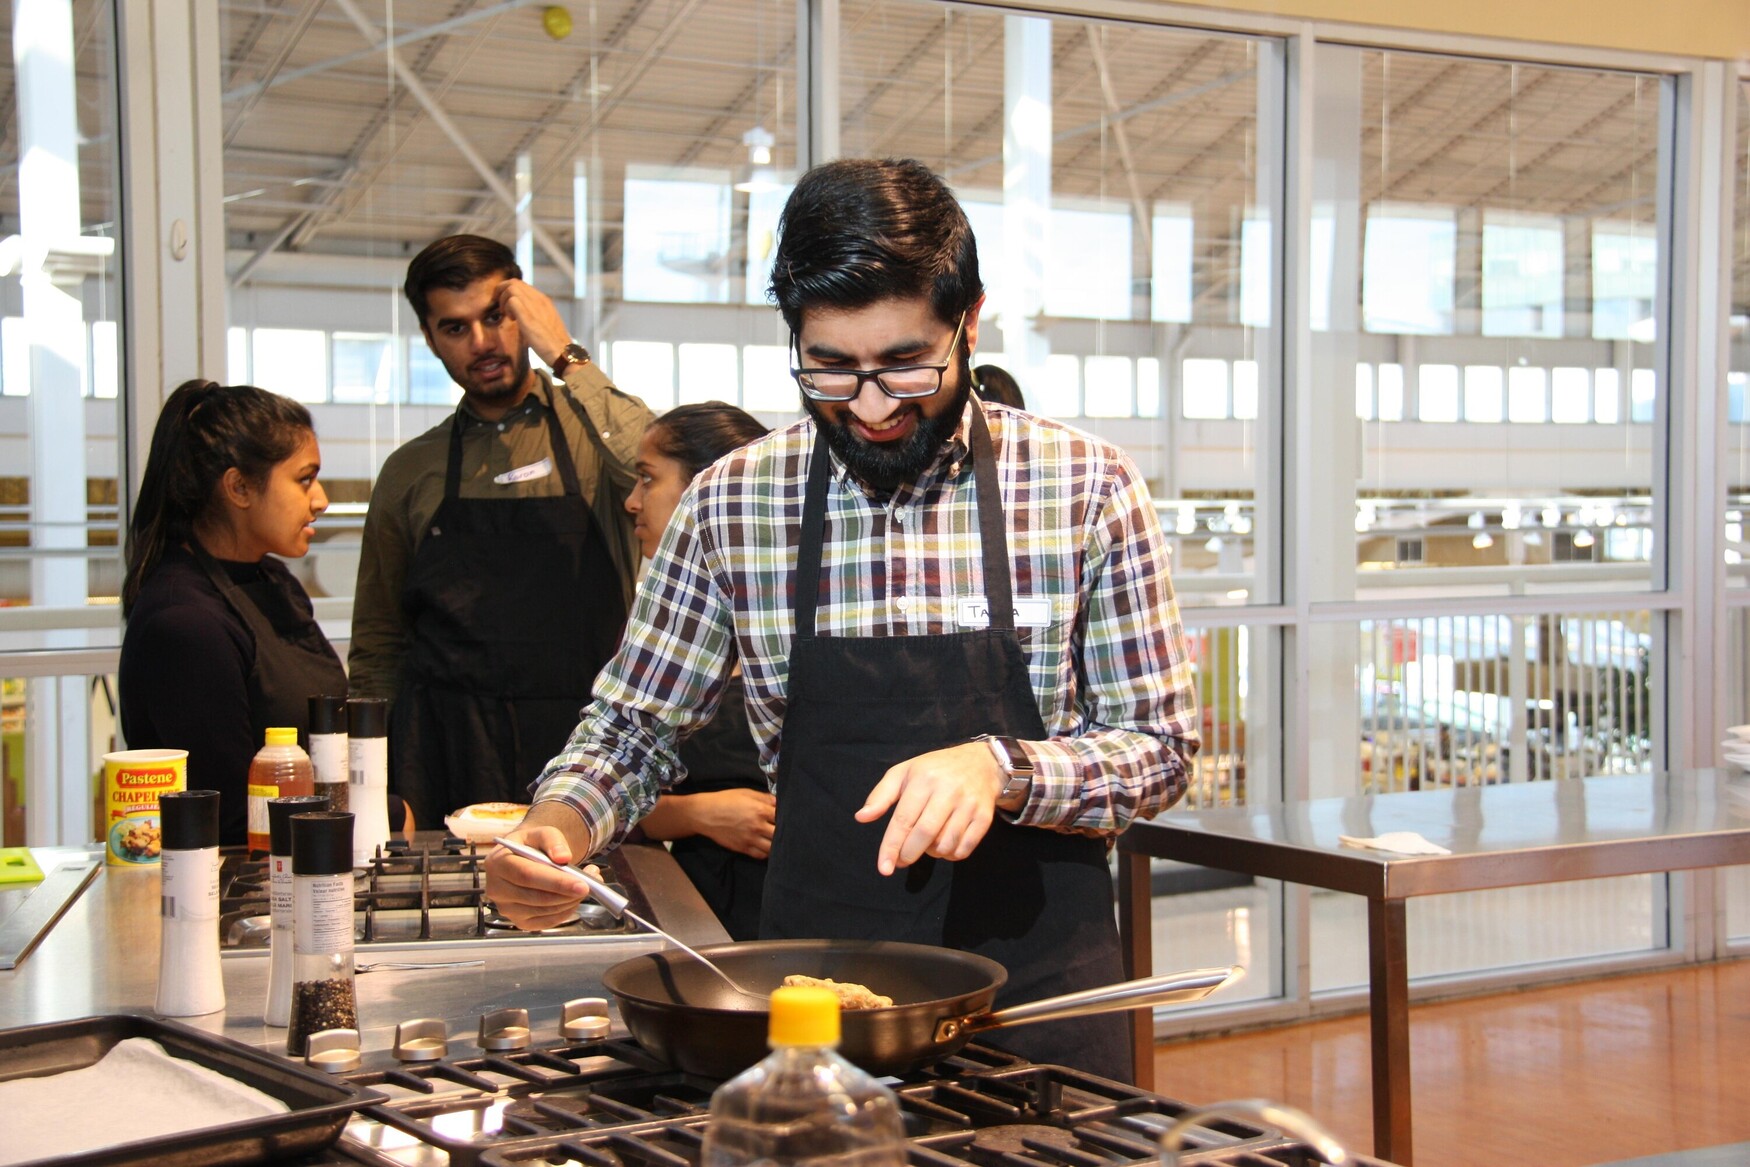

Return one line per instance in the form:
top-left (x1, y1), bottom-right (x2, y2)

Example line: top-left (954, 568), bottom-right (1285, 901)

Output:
top-left (761, 408), bottom-right (1132, 1082)
top-left (391, 395), bottom-right (628, 828)
top-left (193, 546), bottom-right (349, 844)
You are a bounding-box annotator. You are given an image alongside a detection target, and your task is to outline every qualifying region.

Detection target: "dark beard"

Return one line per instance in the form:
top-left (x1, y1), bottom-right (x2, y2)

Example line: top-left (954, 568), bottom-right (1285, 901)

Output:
top-left (805, 356), bottom-right (973, 493)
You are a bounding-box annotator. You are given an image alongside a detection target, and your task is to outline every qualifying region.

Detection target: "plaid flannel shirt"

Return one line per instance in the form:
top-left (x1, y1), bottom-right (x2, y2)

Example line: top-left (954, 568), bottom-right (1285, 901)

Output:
top-left (532, 396), bottom-right (1201, 857)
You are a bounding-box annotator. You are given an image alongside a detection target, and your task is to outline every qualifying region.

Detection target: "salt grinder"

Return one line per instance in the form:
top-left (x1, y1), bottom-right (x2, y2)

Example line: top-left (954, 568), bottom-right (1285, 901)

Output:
top-left (265, 793), bottom-right (329, 1028)
top-left (286, 810), bottom-right (357, 1057)
top-left (347, 698), bottom-right (391, 864)
top-left (155, 789), bottom-right (226, 1017)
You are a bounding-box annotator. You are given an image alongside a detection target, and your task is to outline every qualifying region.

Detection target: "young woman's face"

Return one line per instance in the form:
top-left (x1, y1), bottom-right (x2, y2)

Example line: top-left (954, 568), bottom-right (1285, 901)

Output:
top-left (626, 428), bottom-right (692, 560)
top-left (235, 431), bottom-right (328, 560)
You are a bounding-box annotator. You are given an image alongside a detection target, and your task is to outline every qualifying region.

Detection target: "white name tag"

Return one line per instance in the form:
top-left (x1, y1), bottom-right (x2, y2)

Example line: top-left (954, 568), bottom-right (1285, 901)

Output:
top-left (956, 595), bottom-right (1052, 629)
top-left (494, 457), bottom-right (553, 485)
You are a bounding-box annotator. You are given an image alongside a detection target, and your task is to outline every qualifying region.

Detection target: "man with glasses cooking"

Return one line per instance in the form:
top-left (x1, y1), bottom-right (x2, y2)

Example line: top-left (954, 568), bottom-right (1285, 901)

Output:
top-left (486, 157), bottom-right (1199, 1082)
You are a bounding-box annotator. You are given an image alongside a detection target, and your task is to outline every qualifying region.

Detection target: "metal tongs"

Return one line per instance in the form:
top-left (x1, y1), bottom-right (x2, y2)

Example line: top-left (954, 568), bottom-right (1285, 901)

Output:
top-left (491, 836), bottom-right (766, 1002)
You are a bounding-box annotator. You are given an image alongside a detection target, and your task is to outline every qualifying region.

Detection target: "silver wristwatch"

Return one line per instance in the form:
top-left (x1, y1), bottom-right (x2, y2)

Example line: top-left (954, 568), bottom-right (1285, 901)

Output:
top-left (972, 733), bottom-right (1034, 812)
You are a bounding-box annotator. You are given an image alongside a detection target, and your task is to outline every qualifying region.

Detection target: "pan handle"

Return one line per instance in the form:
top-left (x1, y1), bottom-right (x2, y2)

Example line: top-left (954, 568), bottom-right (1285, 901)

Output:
top-left (933, 967), bottom-right (1238, 1043)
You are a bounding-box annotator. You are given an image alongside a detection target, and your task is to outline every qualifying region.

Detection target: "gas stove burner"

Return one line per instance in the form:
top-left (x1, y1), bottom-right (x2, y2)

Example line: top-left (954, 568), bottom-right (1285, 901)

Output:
top-left (971, 1121), bottom-right (1085, 1156)
top-left (481, 903), bottom-right (585, 931)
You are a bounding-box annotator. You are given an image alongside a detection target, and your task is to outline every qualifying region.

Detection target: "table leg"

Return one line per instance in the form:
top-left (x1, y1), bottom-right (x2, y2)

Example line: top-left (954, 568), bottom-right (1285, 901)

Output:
top-left (1117, 849), bottom-right (1154, 1090)
top-left (1367, 896), bottom-right (1413, 1165)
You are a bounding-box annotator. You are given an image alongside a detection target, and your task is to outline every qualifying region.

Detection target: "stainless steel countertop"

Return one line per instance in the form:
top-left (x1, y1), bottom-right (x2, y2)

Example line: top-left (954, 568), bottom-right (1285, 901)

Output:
top-left (1121, 769), bottom-right (1750, 899)
top-left (0, 841), bottom-right (730, 1054)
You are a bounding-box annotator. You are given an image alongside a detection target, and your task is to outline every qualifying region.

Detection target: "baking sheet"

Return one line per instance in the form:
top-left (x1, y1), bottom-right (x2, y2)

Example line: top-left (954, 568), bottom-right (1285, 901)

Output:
top-left (0, 1014), bottom-right (381, 1167)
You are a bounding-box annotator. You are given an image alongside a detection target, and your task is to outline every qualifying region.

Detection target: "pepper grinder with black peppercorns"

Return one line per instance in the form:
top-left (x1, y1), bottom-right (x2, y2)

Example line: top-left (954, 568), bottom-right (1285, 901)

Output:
top-left (286, 810), bottom-right (358, 1057)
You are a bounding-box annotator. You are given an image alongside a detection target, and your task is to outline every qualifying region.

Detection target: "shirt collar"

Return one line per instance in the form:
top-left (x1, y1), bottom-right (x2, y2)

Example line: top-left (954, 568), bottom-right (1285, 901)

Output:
top-left (457, 373), bottom-right (552, 426)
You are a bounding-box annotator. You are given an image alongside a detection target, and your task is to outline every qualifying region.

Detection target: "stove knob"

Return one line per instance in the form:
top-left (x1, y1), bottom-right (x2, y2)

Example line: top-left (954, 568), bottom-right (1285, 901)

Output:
top-left (478, 1007), bottom-right (532, 1051)
top-left (394, 1018), bottom-right (449, 1062)
top-left (560, 997), bottom-right (611, 1042)
top-left (304, 1028), bottom-right (361, 1074)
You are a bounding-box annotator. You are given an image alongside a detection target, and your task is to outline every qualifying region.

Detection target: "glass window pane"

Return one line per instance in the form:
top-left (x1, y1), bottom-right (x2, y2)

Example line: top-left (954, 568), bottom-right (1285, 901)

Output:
top-left (1377, 363), bottom-right (1405, 420)
top-left (1232, 360), bottom-right (1259, 420)
top-left (1417, 364), bottom-right (1459, 423)
top-left (1037, 354), bottom-right (1081, 417)
top-left (741, 345), bottom-right (792, 413)
top-left (91, 322), bottom-right (118, 400)
top-left (1083, 355), bottom-right (1132, 418)
top-left (1356, 363), bottom-right (1375, 420)
top-left (622, 170), bottom-right (734, 304)
top-left (1046, 205), bottom-right (1132, 320)
top-left (610, 341), bottom-right (675, 412)
top-left (1364, 206), bottom-right (1455, 334)
top-left (1630, 368), bottom-right (1656, 422)
top-left (1594, 368), bottom-right (1622, 423)
top-left (332, 333), bottom-right (395, 404)
top-left (1150, 206), bottom-right (1194, 323)
top-left (1482, 212), bottom-right (1564, 338)
top-left (251, 329), bottom-right (327, 403)
top-left (1552, 367), bottom-right (1591, 422)
top-left (1507, 366), bottom-right (1548, 423)
top-left (1137, 357), bottom-right (1162, 419)
top-left (1464, 365), bottom-right (1504, 423)
top-left (1183, 358), bottom-right (1229, 419)
top-left (744, 184), bottom-right (794, 306)
top-left (227, 327), bottom-right (250, 385)
top-left (1592, 223), bottom-right (1658, 340)
top-left (678, 343), bottom-right (740, 406)
top-left (408, 344), bottom-right (459, 406)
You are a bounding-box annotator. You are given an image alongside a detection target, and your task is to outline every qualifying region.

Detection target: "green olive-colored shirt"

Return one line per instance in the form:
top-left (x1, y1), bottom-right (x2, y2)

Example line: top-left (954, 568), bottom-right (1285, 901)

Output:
top-left (346, 360), bottom-right (655, 703)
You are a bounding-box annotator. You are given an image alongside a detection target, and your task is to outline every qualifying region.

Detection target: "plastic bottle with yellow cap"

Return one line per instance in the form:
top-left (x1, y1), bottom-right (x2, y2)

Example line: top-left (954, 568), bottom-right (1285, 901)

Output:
top-left (702, 985), bottom-right (906, 1166)
top-left (246, 726), bottom-right (315, 857)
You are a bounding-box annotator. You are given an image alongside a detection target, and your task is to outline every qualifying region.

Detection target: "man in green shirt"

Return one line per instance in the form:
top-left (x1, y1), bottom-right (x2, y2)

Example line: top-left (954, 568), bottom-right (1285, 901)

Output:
top-left (348, 235), bottom-right (655, 828)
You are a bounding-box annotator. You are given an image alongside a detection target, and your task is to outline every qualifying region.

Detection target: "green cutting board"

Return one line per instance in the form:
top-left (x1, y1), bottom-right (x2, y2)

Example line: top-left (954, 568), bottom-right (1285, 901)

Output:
top-left (0, 847), bottom-right (45, 884)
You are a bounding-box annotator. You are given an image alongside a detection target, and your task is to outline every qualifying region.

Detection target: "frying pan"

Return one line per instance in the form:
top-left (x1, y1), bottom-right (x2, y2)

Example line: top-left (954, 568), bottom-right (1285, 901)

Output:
top-left (600, 939), bottom-right (1235, 1078)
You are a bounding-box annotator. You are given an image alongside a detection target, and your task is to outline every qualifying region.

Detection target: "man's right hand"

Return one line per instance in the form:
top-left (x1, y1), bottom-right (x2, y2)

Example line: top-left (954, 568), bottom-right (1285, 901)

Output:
top-left (484, 820), bottom-right (590, 931)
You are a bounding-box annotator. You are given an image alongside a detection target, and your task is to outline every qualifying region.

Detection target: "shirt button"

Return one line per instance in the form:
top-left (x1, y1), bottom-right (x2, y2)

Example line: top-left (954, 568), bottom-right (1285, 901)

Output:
top-left (896, 596), bottom-right (911, 612)
top-left (497, 422), bottom-right (507, 432)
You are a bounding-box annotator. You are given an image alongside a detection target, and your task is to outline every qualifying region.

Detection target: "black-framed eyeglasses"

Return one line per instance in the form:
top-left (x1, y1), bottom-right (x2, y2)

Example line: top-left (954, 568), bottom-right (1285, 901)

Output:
top-left (790, 311), bottom-right (967, 402)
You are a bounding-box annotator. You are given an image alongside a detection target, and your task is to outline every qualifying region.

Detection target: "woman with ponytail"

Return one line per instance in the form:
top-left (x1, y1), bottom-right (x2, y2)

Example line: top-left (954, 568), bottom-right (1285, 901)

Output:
top-left (119, 380), bottom-right (348, 847)
top-left (621, 401), bottom-right (772, 939)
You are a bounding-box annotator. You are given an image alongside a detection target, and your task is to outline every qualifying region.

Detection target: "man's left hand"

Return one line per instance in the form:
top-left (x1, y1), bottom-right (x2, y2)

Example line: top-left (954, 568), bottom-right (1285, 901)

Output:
top-left (493, 278), bottom-right (573, 369)
top-left (856, 741), bottom-right (1004, 875)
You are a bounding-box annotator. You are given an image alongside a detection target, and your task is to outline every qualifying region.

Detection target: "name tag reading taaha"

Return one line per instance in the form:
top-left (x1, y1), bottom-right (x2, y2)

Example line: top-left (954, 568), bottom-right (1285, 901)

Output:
top-left (956, 596), bottom-right (1051, 629)
top-left (495, 457), bottom-right (553, 485)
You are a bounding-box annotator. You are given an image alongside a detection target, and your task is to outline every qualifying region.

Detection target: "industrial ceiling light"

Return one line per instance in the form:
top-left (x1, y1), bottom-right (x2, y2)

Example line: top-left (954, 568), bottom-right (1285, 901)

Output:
top-left (734, 127), bottom-right (778, 193)
top-left (1573, 529), bottom-right (1596, 548)
top-left (1472, 532), bottom-right (1494, 549)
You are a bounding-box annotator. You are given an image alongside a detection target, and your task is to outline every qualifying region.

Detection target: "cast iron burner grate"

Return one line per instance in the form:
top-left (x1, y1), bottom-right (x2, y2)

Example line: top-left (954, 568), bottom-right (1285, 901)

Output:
top-left (217, 839), bottom-right (637, 947)
top-left (262, 1030), bottom-right (1398, 1167)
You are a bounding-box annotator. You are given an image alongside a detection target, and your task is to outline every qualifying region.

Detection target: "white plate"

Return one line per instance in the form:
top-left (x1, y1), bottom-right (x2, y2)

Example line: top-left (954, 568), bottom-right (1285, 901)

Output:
top-left (1725, 724), bottom-right (1750, 741)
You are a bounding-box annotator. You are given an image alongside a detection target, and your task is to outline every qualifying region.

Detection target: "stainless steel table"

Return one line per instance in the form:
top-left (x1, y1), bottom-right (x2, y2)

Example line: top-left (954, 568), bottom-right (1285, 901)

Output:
top-left (1116, 769), bottom-right (1750, 1166)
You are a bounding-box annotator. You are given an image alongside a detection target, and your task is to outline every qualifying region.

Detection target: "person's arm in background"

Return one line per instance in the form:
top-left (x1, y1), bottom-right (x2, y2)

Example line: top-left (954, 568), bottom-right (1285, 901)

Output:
top-left (346, 459), bottom-right (413, 702)
top-left (636, 788), bottom-right (775, 859)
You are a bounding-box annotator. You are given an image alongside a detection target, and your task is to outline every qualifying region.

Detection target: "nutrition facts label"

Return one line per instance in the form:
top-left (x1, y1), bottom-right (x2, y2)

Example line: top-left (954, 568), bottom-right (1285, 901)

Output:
top-left (294, 874), bottom-right (354, 953)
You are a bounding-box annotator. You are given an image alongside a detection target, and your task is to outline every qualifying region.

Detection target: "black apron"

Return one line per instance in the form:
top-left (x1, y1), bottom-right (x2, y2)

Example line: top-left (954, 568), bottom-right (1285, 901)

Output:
top-left (761, 408), bottom-right (1132, 1082)
top-left (193, 546), bottom-right (349, 845)
top-left (391, 393), bottom-right (628, 828)
top-left (671, 680), bottom-right (768, 941)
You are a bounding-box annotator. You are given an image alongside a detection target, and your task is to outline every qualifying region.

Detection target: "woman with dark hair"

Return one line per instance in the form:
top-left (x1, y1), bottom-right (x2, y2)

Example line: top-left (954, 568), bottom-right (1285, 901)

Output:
top-left (623, 401), bottom-right (772, 939)
top-left (119, 379), bottom-right (347, 847)
top-left (973, 364), bottom-right (1026, 409)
